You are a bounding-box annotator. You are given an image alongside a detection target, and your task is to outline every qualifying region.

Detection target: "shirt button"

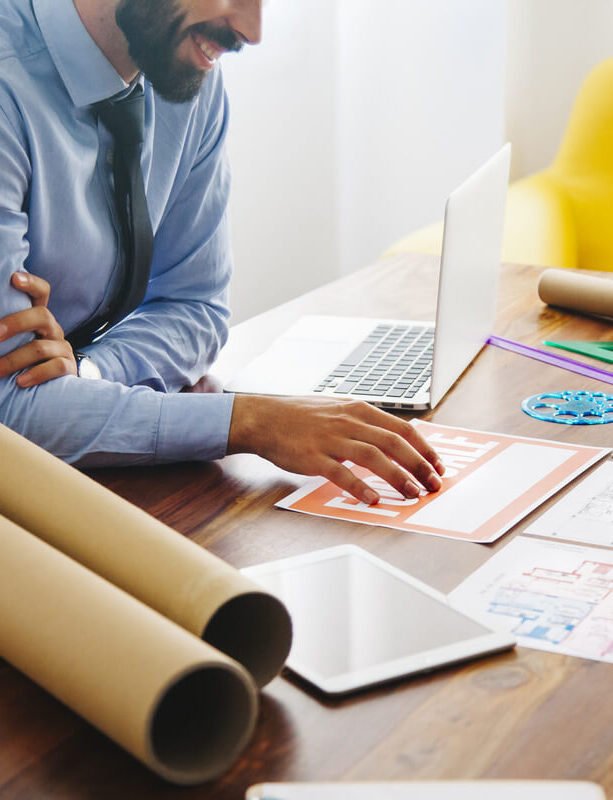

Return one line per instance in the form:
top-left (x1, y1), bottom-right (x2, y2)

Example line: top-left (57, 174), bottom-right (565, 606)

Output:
top-left (106, 148), bottom-right (114, 165)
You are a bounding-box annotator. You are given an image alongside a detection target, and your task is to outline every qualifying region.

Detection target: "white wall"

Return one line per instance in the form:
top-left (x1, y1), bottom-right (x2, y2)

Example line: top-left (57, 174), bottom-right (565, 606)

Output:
top-left (506, 0), bottom-right (613, 179)
top-left (222, 1), bottom-right (339, 323)
top-left (222, 1), bottom-right (613, 322)
top-left (337, 0), bottom-right (507, 275)
top-left (223, 1), bottom-right (508, 321)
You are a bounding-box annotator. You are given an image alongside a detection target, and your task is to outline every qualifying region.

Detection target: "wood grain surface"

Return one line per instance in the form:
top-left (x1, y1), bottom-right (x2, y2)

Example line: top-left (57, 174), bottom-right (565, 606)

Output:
top-left (1, 255), bottom-right (611, 799)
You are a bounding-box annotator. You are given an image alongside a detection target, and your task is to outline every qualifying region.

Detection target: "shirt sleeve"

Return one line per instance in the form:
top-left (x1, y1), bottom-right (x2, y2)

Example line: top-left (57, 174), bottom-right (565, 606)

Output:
top-left (0, 82), bottom-right (236, 467)
top-left (81, 69), bottom-right (232, 393)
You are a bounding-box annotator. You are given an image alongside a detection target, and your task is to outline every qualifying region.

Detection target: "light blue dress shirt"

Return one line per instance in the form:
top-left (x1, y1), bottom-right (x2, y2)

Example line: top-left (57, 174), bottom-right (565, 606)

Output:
top-left (0, 0), bottom-right (236, 466)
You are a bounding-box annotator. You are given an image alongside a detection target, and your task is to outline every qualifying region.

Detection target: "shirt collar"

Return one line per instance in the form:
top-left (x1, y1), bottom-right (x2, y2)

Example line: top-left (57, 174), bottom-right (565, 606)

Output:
top-left (33, 0), bottom-right (131, 107)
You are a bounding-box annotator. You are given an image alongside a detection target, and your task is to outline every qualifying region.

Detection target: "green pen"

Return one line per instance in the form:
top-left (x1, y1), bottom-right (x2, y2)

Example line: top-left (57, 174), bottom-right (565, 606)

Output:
top-left (543, 340), bottom-right (613, 365)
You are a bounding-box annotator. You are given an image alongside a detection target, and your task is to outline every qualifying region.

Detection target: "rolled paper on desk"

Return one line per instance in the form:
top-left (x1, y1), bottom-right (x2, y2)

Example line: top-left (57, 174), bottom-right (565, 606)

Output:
top-left (0, 514), bottom-right (257, 785)
top-left (0, 424), bottom-right (291, 688)
top-left (538, 268), bottom-right (613, 319)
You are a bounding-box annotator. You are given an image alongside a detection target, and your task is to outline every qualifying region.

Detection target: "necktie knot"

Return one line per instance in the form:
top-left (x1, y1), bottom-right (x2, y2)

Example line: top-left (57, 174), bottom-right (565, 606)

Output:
top-left (95, 84), bottom-right (145, 150)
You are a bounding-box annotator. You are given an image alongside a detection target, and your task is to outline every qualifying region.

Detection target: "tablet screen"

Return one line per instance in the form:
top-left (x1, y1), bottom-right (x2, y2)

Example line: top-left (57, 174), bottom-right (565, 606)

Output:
top-left (244, 546), bottom-right (514, 693)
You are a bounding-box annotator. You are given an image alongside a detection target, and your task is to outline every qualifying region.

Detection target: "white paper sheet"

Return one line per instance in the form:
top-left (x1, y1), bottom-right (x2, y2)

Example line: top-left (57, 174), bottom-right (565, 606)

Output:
top-left (524, 460), bottom-right (613, 547)
top-left (450, 537), bottom-right (613, 663)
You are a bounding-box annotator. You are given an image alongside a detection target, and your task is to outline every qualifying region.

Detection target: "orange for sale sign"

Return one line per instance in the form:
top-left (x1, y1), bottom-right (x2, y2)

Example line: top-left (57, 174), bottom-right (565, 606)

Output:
top-left (276, 421), bottom-right (609, 543)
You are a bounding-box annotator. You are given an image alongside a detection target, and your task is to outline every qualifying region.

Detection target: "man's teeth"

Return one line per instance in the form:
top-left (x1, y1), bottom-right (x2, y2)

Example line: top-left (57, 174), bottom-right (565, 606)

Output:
top-left (199, 41), bottom-right (219, 62)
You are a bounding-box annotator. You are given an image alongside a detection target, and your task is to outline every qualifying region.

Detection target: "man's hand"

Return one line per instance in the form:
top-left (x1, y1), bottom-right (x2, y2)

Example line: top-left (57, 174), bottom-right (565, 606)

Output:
top-left (228, 395), bottom-right (445, 504)
top-left (0, 272), bottom-right (77, 387)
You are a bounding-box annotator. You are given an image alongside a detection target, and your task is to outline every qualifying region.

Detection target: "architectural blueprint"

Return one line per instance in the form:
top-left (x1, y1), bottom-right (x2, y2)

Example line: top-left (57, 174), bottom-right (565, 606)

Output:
top-left (450, 537), bottom-right (613, 663)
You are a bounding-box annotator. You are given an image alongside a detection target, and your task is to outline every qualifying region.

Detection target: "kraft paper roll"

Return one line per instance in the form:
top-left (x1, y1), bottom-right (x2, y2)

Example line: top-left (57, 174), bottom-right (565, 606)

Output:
top-left (0, 424), bottom-right (291, 688)
top-left (0, 514), bottom-right (257, 785)
top-left (538, 268), bottom-right (613, 319)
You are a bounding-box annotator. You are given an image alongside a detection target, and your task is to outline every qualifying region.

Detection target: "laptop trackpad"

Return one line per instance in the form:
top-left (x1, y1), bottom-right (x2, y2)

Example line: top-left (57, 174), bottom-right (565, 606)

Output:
top-left (226, 316), bottom-right (378, 396)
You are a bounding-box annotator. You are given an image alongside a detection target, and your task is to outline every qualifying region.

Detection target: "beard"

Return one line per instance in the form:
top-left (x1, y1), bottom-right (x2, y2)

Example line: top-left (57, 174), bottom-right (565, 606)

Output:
top-left (115, 0), bottom-right (243, 103)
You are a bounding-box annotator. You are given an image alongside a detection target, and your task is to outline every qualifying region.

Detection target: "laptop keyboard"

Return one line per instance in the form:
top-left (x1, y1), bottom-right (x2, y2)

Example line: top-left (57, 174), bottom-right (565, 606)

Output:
top-left (313, 323), bottom-right (433, 400)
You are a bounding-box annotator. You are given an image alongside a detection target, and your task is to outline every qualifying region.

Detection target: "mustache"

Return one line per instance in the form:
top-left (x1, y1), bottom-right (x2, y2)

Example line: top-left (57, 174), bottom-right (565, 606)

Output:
top-left (181, 21), bottom-right (244, 53)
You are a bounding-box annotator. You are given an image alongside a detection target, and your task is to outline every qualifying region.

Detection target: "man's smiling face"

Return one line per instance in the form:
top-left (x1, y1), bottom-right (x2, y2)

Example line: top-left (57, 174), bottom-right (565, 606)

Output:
top-left (115, 0), bottom-right (261, 103)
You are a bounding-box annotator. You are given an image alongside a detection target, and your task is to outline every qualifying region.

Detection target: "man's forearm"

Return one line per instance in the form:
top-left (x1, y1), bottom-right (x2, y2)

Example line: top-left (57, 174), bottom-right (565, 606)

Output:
top-left (0, 373), bottom-right (233, 467)
top-left (81, 298), bottom-right (229, 392)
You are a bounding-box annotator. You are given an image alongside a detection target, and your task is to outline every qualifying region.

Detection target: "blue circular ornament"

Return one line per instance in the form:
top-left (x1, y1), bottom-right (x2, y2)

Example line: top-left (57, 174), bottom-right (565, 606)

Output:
top-left (521, 390), bottom-right (613, 425)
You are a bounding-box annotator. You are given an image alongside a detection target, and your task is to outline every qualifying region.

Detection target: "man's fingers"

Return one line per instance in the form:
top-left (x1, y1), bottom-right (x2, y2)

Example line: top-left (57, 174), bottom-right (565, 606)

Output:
top-left (0, 275), bottom-right (75, 389)
top-left (16, 357), bottom-right (77, 388)
top-left (344, 441), bottom-right (423, 499)
top-left (11, 272), bottom-right (51, 306)
top-left (346, 401), bottom-right (445, 475)
top-left (338, 416), bottom-right (442, 493)
top-left (322, 459), bottom-right (381, 505)
top-left (368, 426), bottom-right (442, 491)
top-left (0, 339), bottom-right (75, 379)
top-left (0, 306), bottom-right (63, 341)
top-left (400, 421), bottom-right (445, 475)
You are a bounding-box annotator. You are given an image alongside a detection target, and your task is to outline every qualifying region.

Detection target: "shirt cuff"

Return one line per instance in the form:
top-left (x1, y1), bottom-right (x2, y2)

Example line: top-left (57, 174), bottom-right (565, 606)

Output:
top-left (156, 391), bottom-right (235, 462)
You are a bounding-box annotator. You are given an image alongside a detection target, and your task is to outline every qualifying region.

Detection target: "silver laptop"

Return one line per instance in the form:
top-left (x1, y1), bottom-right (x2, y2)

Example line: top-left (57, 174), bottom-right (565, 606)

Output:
top-left (227, 144), bottom-right (511, 410)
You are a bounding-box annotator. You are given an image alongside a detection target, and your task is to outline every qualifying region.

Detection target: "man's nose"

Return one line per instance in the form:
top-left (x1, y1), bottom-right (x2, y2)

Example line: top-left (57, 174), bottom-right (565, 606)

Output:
top-left (228, 0), bottom-right (262, 45)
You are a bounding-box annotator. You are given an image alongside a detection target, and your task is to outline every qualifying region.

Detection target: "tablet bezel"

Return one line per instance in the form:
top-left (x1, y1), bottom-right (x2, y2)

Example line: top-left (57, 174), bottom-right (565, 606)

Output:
top-left (242, 545), bottom-right (515, 695)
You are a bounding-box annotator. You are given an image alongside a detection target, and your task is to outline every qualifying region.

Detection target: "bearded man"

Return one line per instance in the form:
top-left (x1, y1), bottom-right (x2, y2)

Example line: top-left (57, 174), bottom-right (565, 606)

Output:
top-left (0, 0), bottom-right (444, 504)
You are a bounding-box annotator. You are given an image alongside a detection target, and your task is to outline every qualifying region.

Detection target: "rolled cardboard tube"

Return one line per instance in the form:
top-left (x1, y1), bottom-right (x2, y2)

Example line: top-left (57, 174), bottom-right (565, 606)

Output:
top-left (538, 268), bottom-right (613, 319)
top-left (0, 424), bottom-right (291, 688)
top-left (0, 514), bottom-right (258, 785)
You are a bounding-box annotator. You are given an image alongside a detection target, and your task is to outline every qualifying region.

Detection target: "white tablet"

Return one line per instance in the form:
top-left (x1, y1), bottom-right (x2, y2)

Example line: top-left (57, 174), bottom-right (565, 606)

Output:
top-left (242, 545), bottom-right (515, 695)
top-left (245, 781), bottom-right (606, 800)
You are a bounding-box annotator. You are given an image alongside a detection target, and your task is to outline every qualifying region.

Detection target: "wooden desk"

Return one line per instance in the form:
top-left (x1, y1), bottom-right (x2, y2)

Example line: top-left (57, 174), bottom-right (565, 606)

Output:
top-left (1, 255), bottom-right (612, 798)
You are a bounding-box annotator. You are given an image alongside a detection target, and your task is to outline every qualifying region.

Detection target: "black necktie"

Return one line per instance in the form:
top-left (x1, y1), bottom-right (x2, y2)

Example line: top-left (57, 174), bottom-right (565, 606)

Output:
top-left (68, 85), bottom-right (153, 349)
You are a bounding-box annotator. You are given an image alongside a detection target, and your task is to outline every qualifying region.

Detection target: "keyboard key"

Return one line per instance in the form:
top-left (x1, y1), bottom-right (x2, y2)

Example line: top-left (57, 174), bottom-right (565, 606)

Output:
top-left (339, 343), bottom-right (377, 367)
top-left (334, 381), bottom-right (361, 393)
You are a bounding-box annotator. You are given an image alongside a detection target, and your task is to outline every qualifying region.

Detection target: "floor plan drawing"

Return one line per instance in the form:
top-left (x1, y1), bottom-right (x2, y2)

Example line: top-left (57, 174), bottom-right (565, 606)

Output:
top-left (451, 537), bottom-right (613, 662)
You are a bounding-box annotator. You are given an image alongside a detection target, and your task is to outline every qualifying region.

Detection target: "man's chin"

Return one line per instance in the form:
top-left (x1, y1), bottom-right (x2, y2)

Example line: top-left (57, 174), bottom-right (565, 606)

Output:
top-left (152, 77), bottom-right (204, 104)
top-left (145, 65), bottom-right (205, 103)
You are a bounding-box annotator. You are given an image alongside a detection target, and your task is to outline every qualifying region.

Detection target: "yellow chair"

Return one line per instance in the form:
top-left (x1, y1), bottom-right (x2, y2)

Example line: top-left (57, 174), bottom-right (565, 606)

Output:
top-left (384, 58), bottom-right (613, 271)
